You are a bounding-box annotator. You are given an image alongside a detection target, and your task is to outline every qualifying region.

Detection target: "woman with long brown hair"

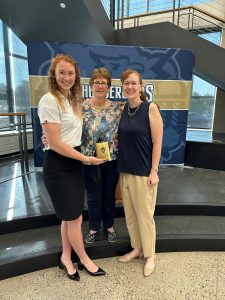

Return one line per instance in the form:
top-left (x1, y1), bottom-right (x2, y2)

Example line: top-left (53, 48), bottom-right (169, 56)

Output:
top-left (38, 54), bottom-right (106, 281)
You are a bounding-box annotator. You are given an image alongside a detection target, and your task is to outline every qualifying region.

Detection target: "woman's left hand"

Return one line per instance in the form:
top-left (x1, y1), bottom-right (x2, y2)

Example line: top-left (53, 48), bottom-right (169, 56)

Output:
top-left (41, 133), bottom-right (48, 146)
top-left (147, 170), bottom-right (159, 187)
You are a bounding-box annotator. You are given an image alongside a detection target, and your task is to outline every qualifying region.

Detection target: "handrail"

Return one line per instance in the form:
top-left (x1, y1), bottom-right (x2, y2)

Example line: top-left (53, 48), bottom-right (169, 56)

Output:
top-left (181, 11), bottom-right (223, 32)
top-left (0, 112), bottom-right (29, 177)
top-left (117, 6), bottom-right (182, 21)
top-left (117, 5), bottom-right (225, 25)
top-left (0, 112), bottom-right (27, 116)
top-left (190, 5), bottom-right (225, 24)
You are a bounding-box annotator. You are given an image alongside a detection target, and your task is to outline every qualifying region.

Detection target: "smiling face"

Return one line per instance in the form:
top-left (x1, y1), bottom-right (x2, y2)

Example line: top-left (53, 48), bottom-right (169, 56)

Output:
top-left (122, 72), bottom-right (142, 102)
top-left (55, 60), bottom-right (76, 96)
top-left (91, 76), bottom-right (110, 99)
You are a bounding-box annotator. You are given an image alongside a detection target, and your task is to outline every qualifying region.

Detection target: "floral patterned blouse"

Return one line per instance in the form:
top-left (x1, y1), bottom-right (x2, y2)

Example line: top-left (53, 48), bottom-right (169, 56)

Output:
top-left (81, 100), bottom-right (123, 160)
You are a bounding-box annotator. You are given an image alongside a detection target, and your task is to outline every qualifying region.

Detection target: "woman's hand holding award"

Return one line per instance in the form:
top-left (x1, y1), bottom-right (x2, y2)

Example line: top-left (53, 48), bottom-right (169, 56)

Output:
top-left (95, 133), bottom-right (111, 161)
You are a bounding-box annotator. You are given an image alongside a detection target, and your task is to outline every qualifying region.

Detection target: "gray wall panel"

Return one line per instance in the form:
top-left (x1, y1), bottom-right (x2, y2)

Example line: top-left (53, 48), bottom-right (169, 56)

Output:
top-left (83, 0), bottom-right (117, 45)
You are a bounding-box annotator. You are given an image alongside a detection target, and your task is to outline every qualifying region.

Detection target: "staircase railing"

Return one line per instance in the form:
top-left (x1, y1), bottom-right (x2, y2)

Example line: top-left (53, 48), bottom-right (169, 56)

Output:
top-left (113, 4), bottom-right (224, 45)
top-left (179, 6), bottom-right (225, 34)
top-left (115, 5), bottom-right (225, 31)
top-left (100, 1), bottom-right (225, 45)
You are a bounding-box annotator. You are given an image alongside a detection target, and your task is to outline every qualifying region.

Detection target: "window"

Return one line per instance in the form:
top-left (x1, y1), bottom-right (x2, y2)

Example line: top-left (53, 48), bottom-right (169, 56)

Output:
top-left (10, 56), bottom-right (31, 120)
top-left (149, 0), bottom-right (172, 12)
top-left (9, 30), bottom-right (28, 57)
top-left (188, 76), bottom-right (216, 129)
top-left (187, 32), bottom-right (221, 129)
top-left (0, 20), bottom-right (9, 127)
top-left (124, 0), bottom-right (148, 16)
top-left (0, 19), bottom-right (31, 129)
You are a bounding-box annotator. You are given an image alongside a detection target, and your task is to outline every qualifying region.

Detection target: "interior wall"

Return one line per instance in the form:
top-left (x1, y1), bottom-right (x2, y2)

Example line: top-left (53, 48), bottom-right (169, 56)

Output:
top-left (213, 89), bottom-right (225, 133)
top-left (213, 28), bottom-right (225, 134)
top-left (0, 131), bottom-right (33, 156)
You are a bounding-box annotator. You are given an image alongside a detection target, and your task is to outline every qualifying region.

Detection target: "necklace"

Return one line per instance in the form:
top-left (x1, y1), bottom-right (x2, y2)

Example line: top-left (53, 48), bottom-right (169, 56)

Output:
top-left (127, 102), bottom-right (142, 116)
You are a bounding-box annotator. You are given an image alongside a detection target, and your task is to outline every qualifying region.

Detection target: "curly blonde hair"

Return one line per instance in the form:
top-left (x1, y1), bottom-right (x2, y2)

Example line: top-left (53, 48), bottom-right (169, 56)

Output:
top-left (48, 54), bottom-right (82, 115)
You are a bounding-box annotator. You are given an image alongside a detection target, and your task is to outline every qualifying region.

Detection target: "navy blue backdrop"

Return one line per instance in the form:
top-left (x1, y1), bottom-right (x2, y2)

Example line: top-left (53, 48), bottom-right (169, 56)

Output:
top-left (27, 42), bottom-right (194, 167)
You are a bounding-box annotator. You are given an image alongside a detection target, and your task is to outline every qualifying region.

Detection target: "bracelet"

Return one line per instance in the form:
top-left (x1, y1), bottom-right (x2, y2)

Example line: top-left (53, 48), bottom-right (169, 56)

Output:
top-left (151, 167), bottom-right (158, 171)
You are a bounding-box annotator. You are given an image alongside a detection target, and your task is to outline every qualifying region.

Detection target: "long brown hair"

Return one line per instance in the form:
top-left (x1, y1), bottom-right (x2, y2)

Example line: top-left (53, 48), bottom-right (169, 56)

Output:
top-left (48, 54), bottom-right (82, 115)
top-left (120, 68), bottom-right (146, 101)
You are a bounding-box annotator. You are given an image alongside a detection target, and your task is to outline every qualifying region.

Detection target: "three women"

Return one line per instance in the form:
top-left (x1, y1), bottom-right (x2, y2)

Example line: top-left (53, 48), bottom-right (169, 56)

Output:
top-left (39, 54), bottom-right (163, 279)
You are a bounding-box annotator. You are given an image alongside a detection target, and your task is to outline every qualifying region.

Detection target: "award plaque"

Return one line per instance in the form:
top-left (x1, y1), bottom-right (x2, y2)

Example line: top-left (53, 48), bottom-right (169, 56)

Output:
top-left (96, 141), bottom-right (111, 160)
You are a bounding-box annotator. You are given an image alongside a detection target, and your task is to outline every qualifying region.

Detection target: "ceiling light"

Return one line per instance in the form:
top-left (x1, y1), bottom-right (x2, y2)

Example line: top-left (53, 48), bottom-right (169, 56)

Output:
top-left (60, 2), bottom-right (66, 8)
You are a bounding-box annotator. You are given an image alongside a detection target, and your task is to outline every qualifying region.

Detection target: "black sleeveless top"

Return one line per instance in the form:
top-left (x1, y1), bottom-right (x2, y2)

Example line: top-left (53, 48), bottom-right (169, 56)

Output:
top-left (117, 101), bottom-right (153, 176)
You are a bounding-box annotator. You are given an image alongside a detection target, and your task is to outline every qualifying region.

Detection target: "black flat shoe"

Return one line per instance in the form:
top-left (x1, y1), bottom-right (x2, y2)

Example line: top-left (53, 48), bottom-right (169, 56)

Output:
top-left (59, 259), bottom-right (80, 281)
top-left (77, 261), bottom-right (106, 276)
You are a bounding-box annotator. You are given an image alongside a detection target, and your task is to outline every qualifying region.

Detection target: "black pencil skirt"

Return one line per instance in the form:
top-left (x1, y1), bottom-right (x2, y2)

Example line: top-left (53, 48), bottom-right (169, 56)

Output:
top-left (43, 146), bottom-right (84, 221)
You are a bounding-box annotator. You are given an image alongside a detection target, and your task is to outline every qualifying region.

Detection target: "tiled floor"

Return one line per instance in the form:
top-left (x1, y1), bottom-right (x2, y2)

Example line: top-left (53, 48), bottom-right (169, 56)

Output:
top-left (1, 252), bottom-right (225, 300)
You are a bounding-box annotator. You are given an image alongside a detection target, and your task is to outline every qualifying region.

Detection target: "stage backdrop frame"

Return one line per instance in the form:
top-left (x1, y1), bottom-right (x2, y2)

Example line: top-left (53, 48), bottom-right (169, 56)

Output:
top-left (27, 42), bottom-right (194, 167)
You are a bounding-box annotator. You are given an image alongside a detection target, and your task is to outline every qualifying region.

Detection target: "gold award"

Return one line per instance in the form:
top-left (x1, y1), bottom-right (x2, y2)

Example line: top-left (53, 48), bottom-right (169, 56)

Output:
top-left (96, 142), bottom-right (111, 160)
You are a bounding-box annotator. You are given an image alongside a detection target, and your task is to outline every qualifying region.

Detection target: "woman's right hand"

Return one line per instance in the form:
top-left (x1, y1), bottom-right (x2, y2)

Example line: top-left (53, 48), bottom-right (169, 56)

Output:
top-left (87, 156), bottom-right (105, 165)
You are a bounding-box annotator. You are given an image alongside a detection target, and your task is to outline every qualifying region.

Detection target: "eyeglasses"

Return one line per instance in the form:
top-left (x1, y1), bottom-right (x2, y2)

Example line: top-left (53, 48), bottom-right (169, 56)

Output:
top-left (93, 81), bottom-right (108, 87)
top-left (123, 81), bottom-right (140, 87)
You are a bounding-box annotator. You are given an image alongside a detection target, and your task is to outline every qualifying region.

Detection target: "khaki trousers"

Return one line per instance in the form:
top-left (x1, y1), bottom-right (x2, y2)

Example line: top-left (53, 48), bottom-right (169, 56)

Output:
top-left (120, 173), bottom-right (158, 257)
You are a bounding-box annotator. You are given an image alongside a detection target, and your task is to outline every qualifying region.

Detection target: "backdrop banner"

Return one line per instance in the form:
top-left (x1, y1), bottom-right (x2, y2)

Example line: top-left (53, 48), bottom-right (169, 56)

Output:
top-left (27, 42), bottom-right (194, 167)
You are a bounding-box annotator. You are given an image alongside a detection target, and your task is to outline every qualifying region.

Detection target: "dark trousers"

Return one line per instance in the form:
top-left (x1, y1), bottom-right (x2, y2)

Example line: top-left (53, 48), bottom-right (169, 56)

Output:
top-left (84, 160), bottom-right (119, 231)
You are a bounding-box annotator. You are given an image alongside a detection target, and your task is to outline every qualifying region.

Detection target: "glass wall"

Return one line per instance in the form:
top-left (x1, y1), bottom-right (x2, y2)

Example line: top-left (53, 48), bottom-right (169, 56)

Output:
top-left (10, 57), bottom-right (30, 116)
top-left (101, 0), bottom-right (111, 18)
top-left (0, 20), bottom-right (9, 127)
top-left (188, 77), bottom-right (216, 129)
top-left (117, 0), bottom-right (211, 16)
top-left (187, 32), bottom-right (221, 129)
top-left (0, 19), bottom-right (31, 129)
top-left (149, 0), bottom-right (210, 13)
top-left (124, 0), bottom-right (148, 16)
top-left (9, 30), bottom-right (28, 57)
